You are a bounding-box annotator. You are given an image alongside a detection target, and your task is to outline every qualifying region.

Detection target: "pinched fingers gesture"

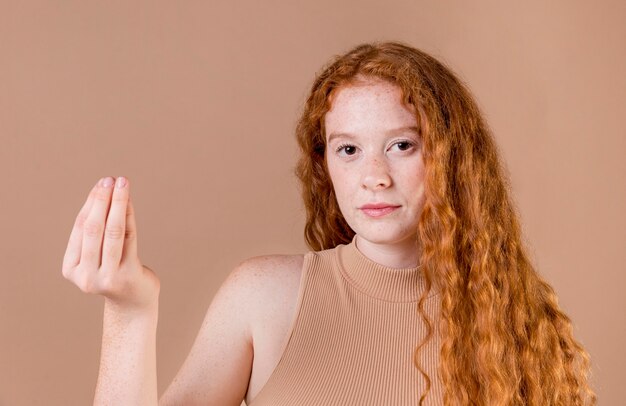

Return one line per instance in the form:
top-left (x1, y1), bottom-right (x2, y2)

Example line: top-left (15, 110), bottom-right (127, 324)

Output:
top-left (62, 177), bottom-right (159, 312)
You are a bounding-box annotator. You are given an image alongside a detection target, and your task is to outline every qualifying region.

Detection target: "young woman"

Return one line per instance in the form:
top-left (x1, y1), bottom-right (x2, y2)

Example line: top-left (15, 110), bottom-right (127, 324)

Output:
top-left (62, 42), bottom-right (596, 405)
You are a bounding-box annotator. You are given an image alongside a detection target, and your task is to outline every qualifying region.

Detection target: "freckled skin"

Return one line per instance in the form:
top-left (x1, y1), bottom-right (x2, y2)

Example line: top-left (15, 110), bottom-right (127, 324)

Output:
top-left (325, 78), bottom-right (426, 268)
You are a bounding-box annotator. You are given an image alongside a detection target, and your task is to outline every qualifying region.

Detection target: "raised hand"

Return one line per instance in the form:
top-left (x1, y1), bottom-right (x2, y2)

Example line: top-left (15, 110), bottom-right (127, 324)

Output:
top-left (62, 176), bottom-right (160, 315)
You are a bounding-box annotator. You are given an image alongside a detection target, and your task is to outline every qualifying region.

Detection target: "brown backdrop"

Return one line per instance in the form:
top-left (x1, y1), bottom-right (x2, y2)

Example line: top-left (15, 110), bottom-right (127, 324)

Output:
top-left (1, 1), bottom-right (623, 404)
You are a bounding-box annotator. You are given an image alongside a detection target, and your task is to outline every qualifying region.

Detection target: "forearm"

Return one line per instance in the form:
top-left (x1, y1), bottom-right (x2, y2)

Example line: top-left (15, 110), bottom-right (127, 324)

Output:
top-left (93, 299), bottom-right (159, 406)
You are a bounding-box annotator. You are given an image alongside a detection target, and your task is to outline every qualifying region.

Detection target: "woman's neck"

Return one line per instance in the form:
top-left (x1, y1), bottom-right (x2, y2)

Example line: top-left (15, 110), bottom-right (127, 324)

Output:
top-left (354, 234), bottom-right (422, 269)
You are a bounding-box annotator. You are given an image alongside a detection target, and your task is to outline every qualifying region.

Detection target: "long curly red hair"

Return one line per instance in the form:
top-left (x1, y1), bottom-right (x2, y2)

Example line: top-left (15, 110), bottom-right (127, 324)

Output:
top-left (294, 41), bottom-right (596, 405)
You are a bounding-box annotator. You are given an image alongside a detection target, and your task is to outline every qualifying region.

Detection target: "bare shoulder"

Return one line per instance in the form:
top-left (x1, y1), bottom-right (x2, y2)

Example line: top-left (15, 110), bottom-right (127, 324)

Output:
top-left (232, 254), bottom-right (307, 403)
top-left (159, 253), bottom-right (306, 405)
top-left (235, 253), bottom-right (305, 276)
top-left (229, 253), bottom-right (305, 308)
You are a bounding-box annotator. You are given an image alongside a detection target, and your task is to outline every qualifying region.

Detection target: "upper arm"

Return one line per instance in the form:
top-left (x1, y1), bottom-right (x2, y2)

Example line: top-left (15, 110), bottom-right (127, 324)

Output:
top-left (159, 259), bottom-right (260, 406)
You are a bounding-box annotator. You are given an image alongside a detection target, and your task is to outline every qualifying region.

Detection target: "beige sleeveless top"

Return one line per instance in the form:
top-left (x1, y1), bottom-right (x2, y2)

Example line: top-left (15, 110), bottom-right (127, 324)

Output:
top-left (249, 236), bottom-right (444, 405)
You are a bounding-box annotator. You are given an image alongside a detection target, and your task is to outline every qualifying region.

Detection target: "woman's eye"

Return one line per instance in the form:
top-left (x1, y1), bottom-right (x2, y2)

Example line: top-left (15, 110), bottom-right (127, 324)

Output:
top-left (337, 144), bottom-right (357, 156)
top-left (392, 141), bottom-right (414, 151)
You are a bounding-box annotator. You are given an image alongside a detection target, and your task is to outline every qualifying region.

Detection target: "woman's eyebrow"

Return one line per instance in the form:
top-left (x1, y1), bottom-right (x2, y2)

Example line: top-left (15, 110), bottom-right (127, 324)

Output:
top-left (327, 126), bottom-right (420, 143)
top-left (388, 126), bottom-right (420, 136)
top-left (327, 132), bottom-right (356, 144)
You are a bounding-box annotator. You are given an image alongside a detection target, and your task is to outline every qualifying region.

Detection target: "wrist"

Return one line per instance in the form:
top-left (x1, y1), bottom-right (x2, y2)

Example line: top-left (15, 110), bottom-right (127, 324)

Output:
top-left (103, 297), bottom-right (159, 325)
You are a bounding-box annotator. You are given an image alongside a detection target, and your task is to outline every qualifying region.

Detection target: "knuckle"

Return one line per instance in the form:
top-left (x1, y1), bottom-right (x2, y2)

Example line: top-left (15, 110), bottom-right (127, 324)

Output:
top-left (124, 228), bottom-right (137, 241)
top-left (61, 264), bottom-right (73, 280)
top-left (105, 225), bottom-right (125, 240)
top-left (99, 273), bottom-right (115, 293)
top-left (83, 221), bottom-right (103, 238)
top-left (78, 273), bottom-right (99, 294)
top-left (75, 213), bottom-right (89, 229)
top-left (101, 272), bottom-right (129, 295)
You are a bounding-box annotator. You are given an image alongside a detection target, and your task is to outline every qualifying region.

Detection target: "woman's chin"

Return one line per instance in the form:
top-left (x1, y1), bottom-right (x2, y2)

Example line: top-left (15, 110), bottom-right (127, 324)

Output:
top-left (353, 228), bottom-right (419, 247)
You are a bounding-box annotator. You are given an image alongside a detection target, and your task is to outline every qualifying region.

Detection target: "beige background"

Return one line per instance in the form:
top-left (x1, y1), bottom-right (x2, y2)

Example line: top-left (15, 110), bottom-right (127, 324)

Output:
top-left (1, 1), bottom-right (624, 405)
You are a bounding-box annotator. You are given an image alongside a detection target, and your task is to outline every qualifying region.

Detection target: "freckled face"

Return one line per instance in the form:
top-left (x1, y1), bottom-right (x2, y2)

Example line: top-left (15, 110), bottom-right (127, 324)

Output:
top-left (324, 79), bottom-right (425, 246)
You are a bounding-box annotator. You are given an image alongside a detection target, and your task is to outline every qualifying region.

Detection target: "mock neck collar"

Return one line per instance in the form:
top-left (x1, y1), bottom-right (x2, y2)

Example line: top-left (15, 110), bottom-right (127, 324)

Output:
top-left (335, 235), bottom-right (436, 303)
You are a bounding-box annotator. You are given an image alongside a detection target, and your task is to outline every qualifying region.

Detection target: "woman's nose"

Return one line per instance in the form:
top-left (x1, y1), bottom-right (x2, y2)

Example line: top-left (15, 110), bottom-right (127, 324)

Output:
top-left (361, 156), bottom-right (392, 190)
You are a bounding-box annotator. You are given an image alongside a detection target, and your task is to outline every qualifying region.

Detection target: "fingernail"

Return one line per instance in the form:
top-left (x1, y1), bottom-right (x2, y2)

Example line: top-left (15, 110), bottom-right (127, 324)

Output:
top-left (102, 177), bottom-right (114, 188)
top-left (116, 176), bottom-right (127, 188)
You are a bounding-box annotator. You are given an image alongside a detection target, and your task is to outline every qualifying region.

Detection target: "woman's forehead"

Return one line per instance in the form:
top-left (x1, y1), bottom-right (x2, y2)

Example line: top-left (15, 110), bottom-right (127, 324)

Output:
top-left (325, 82), bottom-right (416, 125)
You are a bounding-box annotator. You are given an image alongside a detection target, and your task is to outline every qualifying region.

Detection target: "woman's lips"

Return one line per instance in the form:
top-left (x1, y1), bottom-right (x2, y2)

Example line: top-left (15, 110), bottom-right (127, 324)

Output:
top-left (360, 205), bottom-right (400, 218)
